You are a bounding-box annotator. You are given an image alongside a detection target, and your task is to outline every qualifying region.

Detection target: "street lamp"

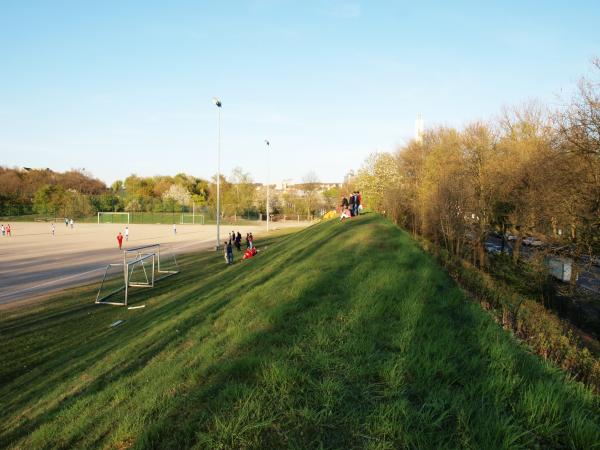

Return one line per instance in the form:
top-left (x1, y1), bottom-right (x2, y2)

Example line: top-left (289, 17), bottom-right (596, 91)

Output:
top-left (213, 97), bottom-right (222, 250)
top-left (265, 139), bottom-right (270, 232)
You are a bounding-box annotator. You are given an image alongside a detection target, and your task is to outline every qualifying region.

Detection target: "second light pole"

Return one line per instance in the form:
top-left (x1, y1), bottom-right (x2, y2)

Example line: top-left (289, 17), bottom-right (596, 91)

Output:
top-left (213, 97), bottom-right (222, 249)
top-left (264, 139), bottom-right (270, 232)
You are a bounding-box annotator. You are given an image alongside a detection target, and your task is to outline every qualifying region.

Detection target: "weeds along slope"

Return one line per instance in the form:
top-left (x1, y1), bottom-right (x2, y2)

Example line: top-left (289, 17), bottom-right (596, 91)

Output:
top-left (0, 214), bottom-right (598, 449)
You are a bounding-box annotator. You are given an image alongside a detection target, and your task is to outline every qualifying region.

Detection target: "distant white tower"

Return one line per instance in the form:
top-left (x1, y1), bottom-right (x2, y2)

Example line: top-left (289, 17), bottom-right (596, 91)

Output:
top-left (414, 114), bottom-right (424, 144)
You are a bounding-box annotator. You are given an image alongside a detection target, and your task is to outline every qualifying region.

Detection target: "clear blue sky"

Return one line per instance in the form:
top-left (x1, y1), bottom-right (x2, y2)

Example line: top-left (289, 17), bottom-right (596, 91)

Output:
top-left (1, 1), bottom-right (598, 185)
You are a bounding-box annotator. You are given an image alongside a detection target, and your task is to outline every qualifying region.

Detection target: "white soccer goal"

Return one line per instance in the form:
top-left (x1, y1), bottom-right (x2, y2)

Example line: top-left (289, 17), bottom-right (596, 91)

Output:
top-left (180, 213), bottom-right (205, 225)
top-left (98, 212), bottom-right (130, 224)
top-left (95, 243), bottom-right (179, 306)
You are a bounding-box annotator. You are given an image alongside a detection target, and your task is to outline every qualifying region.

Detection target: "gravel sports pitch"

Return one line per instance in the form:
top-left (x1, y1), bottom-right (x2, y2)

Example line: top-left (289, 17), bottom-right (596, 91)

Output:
top-left (0, 221), bottom-right (309, 306)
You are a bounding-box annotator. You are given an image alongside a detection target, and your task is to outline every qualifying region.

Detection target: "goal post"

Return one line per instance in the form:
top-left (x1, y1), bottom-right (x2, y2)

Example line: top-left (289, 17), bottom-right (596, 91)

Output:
top-left (98, 212), bottom-right (130, 224)
top-left (180, 213), bottom-right (205, 225)
top-left (95, 243), bottom-right (179, 306)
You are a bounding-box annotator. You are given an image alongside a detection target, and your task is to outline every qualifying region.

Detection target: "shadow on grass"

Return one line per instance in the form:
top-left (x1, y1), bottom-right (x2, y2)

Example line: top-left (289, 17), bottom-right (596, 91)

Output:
top-left (0, 220), bottom-right (359, 445)
top-left (1, 215), bottom-right (598, 449)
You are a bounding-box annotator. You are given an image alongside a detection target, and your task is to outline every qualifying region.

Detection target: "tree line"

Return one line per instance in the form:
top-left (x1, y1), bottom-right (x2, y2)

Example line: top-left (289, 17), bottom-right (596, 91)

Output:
top-left (0, 165), bottom-right (340, 220)
top-left (354, 60), bottom-right (600, 265)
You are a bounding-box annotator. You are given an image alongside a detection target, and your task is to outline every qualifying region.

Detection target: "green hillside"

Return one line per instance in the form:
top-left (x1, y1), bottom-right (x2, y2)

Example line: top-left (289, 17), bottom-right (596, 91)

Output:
top-left (1, 214), bottom-right (598, 449)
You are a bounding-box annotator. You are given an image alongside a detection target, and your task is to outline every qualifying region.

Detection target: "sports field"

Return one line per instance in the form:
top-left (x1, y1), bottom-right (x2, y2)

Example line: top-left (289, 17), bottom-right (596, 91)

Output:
top-left (0, 221), bottom-right (308, 306)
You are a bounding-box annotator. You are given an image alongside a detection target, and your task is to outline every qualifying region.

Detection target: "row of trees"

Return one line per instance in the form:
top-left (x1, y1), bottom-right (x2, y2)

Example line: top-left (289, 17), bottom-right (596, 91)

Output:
top-left (0, 168), bottom-right (106, 216)
top-left (1, 164), bottom-right (338, 219)
top-left (353, 61), bottom-right (600, 266)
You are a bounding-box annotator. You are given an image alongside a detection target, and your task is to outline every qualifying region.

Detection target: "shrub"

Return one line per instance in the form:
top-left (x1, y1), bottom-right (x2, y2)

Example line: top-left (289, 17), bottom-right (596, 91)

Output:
top-left (419, 237), bottom-right (600, 393)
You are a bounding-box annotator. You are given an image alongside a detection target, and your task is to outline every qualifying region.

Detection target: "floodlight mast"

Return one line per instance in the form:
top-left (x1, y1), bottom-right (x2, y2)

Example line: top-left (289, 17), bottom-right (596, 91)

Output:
top-left (213, 97), bottom-right (222, 250)
top-left (265, 140), bottom-right (270, 232)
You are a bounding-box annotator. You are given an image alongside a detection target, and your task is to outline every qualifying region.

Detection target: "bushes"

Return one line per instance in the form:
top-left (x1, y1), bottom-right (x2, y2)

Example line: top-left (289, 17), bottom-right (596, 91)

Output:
top-left (421, 238), bottom-right (600, 392)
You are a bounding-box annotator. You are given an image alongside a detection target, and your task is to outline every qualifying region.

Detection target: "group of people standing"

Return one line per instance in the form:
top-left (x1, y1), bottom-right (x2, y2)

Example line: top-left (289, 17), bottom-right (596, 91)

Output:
top-left (340, 191), bottom-right (362, 220)
top-left (1, 224), bottom-right (11, 237)
top-left (224, 231), bottom-right (255, 265)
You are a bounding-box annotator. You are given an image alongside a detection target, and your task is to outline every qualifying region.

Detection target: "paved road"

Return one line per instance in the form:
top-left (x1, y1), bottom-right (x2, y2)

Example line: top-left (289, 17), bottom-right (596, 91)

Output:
top-left (485, 235), bottom-right (600, 294)
top-left (0, 221), bottom-right (309, 307)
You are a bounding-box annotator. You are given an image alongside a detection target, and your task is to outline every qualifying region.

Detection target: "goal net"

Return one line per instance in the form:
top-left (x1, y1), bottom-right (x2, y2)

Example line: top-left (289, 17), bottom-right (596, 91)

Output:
top-left (180, 213), bottom-right (205, 225)
top-left (95, 243), bottom-right (179, 306)
top-left (98, 212), bottom-right (130, 224)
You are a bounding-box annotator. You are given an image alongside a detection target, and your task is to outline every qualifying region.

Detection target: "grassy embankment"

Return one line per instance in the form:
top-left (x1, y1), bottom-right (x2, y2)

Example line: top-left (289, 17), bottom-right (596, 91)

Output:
top-left (1, 214), bottom-right (599, 449)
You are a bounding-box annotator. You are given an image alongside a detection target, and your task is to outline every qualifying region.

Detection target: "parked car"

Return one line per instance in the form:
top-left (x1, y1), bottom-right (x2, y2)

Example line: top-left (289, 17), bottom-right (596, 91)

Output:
top-left (523, 237), bottom-right (543, 247)
top-left (485, 243), bottom-right (509, 255)
top-left (581, 255), bottom-right (600, 267)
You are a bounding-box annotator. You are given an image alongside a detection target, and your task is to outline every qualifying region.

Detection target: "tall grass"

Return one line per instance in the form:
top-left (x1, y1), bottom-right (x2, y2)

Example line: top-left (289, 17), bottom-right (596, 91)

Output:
top-left (1, 214), bottom-right (598, 449)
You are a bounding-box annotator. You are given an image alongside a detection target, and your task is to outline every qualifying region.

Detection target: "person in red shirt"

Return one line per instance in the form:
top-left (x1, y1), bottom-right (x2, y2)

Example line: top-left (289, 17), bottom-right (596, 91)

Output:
top-left (6, 224), bottom-right (11, 236)
top-left (117, 232), bottom-right (124, 249)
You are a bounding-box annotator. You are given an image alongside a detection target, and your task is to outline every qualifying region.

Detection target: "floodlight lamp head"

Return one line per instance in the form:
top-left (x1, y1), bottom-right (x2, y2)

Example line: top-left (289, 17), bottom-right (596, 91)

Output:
top-left (212, 97), bottom-right (222, 107)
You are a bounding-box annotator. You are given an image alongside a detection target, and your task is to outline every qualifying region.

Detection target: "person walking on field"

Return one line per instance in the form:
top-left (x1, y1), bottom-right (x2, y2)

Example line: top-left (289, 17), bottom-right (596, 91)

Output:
top-left (125, 226), bottom-right (129, 241)
top-left (173, 223), bottom-right (177, 235)
top-left (6, 224), bottom-right (11, 236)
top-left (1, 224), bottom-right (4, 236)
top-left (70, 218), bottom-right (74, 229)
top-left (52, 223), bottom-right (55, 236)
top-left (65, 218), bottom-right (69, 227)
top-left (117, 232), bottom-right (124, 249)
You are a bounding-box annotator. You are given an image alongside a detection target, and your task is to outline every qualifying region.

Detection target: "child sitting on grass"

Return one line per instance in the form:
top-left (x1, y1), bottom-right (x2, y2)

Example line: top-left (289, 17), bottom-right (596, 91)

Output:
top-left (340, 207), bottom-right (351, 221)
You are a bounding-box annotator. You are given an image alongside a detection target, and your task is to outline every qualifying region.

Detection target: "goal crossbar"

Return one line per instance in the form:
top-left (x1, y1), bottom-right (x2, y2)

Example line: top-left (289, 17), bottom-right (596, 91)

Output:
top-left (180, 213), bottom-right (205, 225)
top-left (97, 212), bottom-right (130, 224)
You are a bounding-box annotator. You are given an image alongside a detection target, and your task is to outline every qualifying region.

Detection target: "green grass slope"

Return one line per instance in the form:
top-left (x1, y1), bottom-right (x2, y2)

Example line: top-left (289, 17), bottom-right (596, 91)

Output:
top-left (1, 214), bottom-right (598, 449)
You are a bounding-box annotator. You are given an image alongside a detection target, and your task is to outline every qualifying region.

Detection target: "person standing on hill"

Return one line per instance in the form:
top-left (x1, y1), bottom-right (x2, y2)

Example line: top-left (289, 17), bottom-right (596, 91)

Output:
top-left (341, 195), bottom-right (349, 210)
top-left (351, 192), bottom-right (357, 216)
top-left (235, 231), bottom-right (242, 251)
top-left (125, 226), bottom-right (129, 241)
top-left (117, 232), bottom-right (124, 249)
top-left (226, 240), bottom-right (234, 265)
top-left (223, 241), bottom-right (229, 263)
top-left (357, 191), bottom-right (362, 214)
top-left (348, 192), bottom-right (356, 217)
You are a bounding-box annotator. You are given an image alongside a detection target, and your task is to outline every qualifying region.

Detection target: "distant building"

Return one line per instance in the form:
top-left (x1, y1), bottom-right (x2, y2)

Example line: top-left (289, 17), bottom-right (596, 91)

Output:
top-left (415, 114), bottom-right (424, 144)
